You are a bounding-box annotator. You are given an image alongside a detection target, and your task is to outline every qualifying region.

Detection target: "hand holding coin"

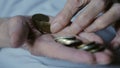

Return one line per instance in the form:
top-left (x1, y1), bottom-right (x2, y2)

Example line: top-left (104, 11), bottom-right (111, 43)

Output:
top-left (29, 13), bottom-right (112, 64)
top-left (32, 14), bottom-right (106, 53)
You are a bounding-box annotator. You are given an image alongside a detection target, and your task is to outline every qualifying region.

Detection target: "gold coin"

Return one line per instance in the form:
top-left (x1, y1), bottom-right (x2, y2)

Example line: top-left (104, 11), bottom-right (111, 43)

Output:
top-left (32, 14), bottom-right (49, 22)
top-left (55, 36), bottom-right (106, 53)
top-left (55, 36), bottom-right (82, 47)
top-left (55, 36), bottom-right (76, 40)
top-left (76, 42), bottom-right (96, 50)
top-left (89, 46), bottom-right (105, 53)
top-left (32, 14), bottom-right (51, 33)
top-left (77, 42), bottom-right (106, 53)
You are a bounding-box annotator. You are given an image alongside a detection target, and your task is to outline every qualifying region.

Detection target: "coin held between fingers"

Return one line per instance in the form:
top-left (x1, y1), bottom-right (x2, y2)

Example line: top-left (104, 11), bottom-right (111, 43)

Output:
top-left (32, 14), bottom-right (51, 34)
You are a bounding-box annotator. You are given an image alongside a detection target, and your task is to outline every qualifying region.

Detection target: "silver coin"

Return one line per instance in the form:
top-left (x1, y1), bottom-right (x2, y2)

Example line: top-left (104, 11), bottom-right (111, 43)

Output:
top-left (77, 42), bottom-right (97, 50)
top-left (77, 42), bottom-right (105, 53)
top-left (54, 36), bottom-right (106, 53)
top-left (55, 36), bottom-right (82, 47)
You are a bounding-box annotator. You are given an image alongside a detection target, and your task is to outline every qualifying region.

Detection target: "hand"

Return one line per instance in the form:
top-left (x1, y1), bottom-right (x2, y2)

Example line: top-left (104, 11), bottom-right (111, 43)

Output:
top-left (28, 15), bottom-right (112, 65)
top-left (6, 15), bottom-right (112, 65)
top-left (47, 0), bottom-right (120, 64)
top-left (50, 0), bottom-right (120, 43)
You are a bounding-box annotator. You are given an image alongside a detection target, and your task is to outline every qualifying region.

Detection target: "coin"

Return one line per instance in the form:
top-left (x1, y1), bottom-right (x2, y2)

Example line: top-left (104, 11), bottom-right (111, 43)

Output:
top-left (32, 14), bottom-right (49, 22)
top-left (76, 42), bottom-right (99, 51)
top-left (75, 42), bottom-right (106, 53)
top-left (32, 14), bottom-right (51, 33)
top-left (89, 46), bottom-right (105, 53)
top-left (55, 36), bottom-right (76, 40)
top-left (55, 36), bottom-right (106, 53)
top-left (55, 36), bottom-right (82, 47)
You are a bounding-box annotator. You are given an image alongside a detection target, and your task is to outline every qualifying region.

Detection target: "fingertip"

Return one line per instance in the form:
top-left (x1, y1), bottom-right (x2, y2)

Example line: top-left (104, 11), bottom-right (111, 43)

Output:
top-left (94, 52), bottom-right (112, 65)
top-left (51, 23), bottom-right (61, 33)
top-left (51, 16), bottom-right (70, 33)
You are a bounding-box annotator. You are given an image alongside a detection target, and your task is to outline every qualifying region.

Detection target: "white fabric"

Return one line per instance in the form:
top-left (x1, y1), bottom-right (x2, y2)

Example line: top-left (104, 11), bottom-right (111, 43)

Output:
top-left (0, 0), bottom-right (66, 17)
top-left (0, 0), bottom-right (119, 68)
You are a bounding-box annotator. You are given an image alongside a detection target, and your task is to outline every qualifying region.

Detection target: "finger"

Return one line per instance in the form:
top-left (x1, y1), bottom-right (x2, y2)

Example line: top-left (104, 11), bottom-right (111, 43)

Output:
top-left (85, 3), bottom-right (120, 32)
top-left (113, 20), bottom-right (120, 31)
top-left (60, 0), bottom-right (105, 35)
top-left (31, 34), bottom-right (96, 64)
top-left (51, 0), bottom-right (89, 33)
top-left (94, 49), bottom-right (112, 65)
top-left (9, 16), bottom-right (29, 47)
top-left (111, 28), bottom-right (120, 47)
top-left (78, 32), bottom-right (104, 44)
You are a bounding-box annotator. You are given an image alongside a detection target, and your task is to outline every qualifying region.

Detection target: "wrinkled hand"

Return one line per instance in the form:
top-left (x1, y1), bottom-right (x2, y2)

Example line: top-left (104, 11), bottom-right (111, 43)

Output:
top-left (8, 15), bottom-right (112, 65)
top-left (50, 0), bottom-right (120, 44)
top-left (30, 15), bottom-right (112, 65)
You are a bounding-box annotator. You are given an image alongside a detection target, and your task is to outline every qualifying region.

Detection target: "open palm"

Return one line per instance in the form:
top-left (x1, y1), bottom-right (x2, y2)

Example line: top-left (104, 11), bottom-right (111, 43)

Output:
top-left (8, 15), bottom-right (112, 65)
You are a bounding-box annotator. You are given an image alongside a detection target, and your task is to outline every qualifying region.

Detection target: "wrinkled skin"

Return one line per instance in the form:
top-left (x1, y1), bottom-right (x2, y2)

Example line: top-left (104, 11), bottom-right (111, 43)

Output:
top-left (0, 15), bottom-right (111, 65)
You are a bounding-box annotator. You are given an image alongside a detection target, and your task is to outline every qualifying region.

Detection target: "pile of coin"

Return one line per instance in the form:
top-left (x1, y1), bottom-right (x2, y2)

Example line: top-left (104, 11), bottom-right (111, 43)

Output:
top-left (32, 14), bottom-right (106, 53)
top-left (55, 36), bottom-right (106, 53)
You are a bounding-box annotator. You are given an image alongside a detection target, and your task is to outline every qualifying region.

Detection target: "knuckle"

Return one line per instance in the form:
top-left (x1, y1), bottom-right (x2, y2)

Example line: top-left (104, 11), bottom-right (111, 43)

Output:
top-left (93, 0), bottom-right (105, 7)
top-left (71, 0), bottom-right (90, 8)
top-left (95, 20), bottom-right (105, 30)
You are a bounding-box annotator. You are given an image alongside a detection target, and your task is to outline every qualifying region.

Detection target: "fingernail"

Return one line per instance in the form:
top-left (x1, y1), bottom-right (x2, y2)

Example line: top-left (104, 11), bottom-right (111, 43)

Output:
top-left (51, 23), bottom-right (61, 33)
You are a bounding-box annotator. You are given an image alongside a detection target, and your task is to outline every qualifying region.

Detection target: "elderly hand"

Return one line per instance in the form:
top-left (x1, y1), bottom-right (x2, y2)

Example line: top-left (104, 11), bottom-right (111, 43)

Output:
top-left (29, 14), bottom-right (112, 65)
top-left (50, 0), bottom-right (120, 44)
top-left (0, 14), bottom-right (111, 65)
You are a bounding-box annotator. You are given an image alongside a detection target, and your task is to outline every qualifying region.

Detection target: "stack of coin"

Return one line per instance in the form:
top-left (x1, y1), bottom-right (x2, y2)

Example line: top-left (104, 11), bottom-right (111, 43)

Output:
top-left (55, 36), bottom-right (106, 53)
top-left (55, 36), bottom-right (82, 47)
top-left (76, 42), bottom-right (105, 53)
